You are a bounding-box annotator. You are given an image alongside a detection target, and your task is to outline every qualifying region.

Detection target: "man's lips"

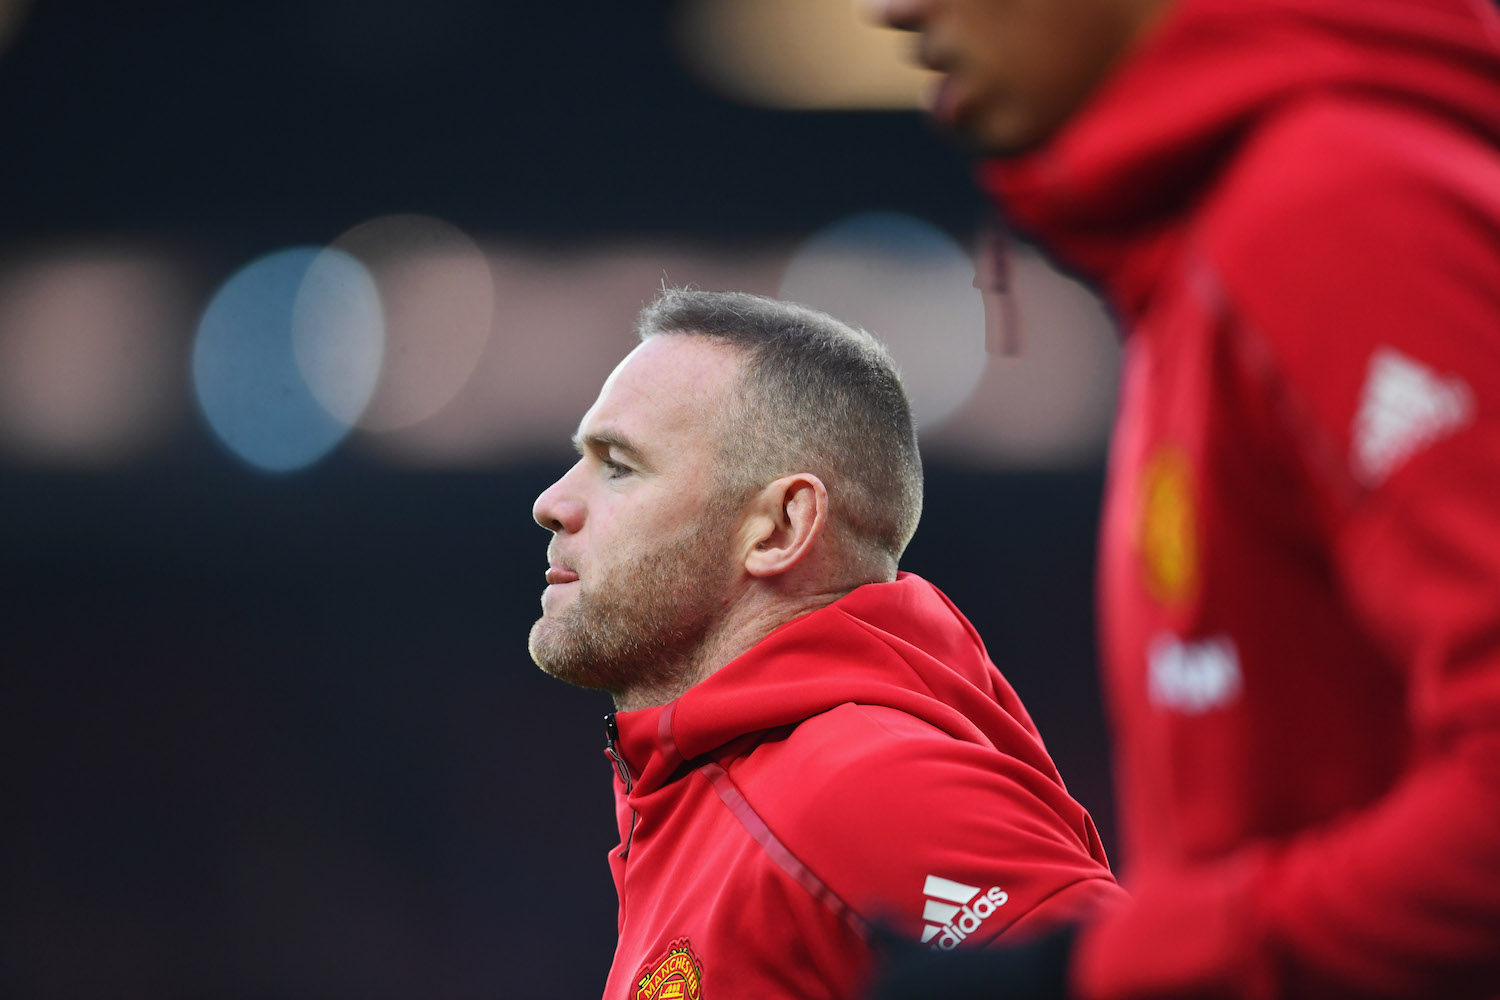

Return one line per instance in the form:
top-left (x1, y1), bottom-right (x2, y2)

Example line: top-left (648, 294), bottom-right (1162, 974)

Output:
top-left (915, 43), bottom-right (963, 126)
top-left (545, 566), bottom-right (579, 585)
top-left (929, 72), bottom-right (965, 128)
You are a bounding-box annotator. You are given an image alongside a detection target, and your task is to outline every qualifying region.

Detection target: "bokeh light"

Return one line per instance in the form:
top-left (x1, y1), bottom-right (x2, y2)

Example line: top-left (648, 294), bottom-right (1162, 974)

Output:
top-left (674, 0), bottom-right (931, 109)
top-left (330, 214), bottom-right (494, 432)
top-left (778, 211), bottom-right (989, 429)
top-left (0, 250), bottom-right (189, 465)
top-left (193, 247), bottom-right (382, 473)
top-left (292, 249), bottom-right (386, 426)
top-left (362, 243), bottom-right (788, 466)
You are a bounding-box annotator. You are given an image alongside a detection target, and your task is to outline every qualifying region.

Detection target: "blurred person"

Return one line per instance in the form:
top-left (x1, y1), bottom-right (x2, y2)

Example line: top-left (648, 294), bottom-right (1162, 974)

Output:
top-left (528, 288), bottom-right (1126, 999)
top-left (862, 0), bottom-right (1500, 998)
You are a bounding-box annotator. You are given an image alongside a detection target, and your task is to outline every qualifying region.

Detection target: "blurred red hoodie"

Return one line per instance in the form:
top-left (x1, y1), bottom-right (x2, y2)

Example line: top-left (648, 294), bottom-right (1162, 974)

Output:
top-left (981, 0), bottom-right (1500, 996)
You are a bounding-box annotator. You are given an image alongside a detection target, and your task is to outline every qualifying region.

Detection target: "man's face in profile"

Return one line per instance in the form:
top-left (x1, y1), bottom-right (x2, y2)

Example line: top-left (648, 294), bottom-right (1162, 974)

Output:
top-left (866, 0), bottom-right (1164, 154)
top-left (528, 335), bottom-right (747, 701)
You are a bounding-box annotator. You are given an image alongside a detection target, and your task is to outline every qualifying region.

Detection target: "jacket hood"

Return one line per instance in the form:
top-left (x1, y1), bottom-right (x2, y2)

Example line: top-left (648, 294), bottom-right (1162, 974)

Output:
top-left (612, 573), bottom-right (1059, 797)
top-left (980, 0), bottom-right (1500, 316)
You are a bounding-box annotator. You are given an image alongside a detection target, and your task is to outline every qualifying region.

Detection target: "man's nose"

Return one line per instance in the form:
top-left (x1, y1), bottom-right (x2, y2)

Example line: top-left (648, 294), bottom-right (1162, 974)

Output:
top-left (533, 472), bottom-right (584, 534)
top-left (859, 0), bottom-right (928, 31)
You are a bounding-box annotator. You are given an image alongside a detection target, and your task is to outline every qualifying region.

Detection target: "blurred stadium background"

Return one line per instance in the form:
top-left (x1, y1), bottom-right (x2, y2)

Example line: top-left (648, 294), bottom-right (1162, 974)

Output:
top-left (1, 1), bottom-right (1123, 996)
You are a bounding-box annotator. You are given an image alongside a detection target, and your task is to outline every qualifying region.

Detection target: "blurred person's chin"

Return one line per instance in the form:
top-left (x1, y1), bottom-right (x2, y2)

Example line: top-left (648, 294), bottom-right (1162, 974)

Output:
top-left (927, 82), bottom-right (1064, 159)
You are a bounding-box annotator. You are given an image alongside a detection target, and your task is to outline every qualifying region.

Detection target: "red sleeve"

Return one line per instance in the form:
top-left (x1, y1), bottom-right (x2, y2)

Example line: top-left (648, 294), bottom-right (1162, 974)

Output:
top-left (1076, 99), bottom-right (1500, 999)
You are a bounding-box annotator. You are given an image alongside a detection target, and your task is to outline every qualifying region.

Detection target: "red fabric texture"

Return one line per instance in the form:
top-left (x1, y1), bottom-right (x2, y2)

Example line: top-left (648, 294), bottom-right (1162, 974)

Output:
top-left (601, 573), bottom-right (1124, 999)
top-left (981, 0), bottom-right (1500, 996)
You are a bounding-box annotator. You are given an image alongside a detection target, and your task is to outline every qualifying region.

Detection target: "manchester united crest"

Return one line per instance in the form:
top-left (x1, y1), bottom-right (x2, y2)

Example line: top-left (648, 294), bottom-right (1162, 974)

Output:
top-left (636, 938), bottom-right (703, 1000)
top-left (1136, 446), bottom-right (1197, 607)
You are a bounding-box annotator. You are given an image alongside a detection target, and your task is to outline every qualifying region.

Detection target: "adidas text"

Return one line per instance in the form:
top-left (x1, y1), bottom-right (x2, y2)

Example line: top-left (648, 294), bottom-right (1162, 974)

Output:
top-left (920, 877), bottom-right (1009, 951)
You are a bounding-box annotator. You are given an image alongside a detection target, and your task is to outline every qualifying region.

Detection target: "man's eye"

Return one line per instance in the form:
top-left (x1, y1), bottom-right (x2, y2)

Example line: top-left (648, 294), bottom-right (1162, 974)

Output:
top-left (602, 458), bottom-right (631, 479)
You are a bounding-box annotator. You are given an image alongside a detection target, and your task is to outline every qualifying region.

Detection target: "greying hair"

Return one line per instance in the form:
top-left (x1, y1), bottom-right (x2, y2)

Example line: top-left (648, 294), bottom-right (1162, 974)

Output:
top-left (636, 287), bottom-right (923, 573)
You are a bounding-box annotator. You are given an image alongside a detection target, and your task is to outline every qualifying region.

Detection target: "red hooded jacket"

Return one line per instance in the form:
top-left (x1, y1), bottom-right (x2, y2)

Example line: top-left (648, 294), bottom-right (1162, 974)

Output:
top-left (981, 0), bottom-right (1500, 996)
top-left (601, 573), bottom-right (1124, 999)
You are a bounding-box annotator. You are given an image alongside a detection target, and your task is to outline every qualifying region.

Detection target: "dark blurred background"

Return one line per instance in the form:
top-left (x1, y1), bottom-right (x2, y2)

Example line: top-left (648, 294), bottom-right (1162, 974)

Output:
top-left (0, 2), bottom-right (1121, 996)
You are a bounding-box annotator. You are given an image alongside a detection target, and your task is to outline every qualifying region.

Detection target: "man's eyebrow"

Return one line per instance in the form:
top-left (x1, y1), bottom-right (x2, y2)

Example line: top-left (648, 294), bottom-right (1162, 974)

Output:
top-left (571, 431), bottom-right (646, 462)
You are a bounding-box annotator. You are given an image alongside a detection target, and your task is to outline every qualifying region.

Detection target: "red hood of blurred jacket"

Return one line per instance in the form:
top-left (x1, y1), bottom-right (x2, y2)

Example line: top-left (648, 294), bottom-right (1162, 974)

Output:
top-left (980, 0), bottom-right (1500, 318)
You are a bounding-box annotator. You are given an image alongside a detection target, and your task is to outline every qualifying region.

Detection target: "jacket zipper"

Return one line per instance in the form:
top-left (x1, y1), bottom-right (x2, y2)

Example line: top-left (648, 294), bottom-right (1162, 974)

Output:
top-left (605, 712), bottom-right (638, 859)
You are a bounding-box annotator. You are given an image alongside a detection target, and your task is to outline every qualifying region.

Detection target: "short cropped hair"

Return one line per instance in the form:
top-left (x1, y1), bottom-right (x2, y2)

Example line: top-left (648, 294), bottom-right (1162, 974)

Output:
top-left (637, 288), bottom-right (923, 572)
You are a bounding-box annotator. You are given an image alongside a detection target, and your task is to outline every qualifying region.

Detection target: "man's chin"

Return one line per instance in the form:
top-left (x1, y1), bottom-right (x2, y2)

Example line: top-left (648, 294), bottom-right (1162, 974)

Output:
top-left (926, 100), bottom-right (1055, 159)
top-left (527, 618), bottom-right (565, 674)
top-left (529, 618), bottom-right (610, 691)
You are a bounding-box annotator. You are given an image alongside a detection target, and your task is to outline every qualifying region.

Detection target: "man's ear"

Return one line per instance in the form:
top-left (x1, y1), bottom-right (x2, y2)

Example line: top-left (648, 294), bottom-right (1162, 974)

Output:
top-left (741, 473), bottom-right (828, 579)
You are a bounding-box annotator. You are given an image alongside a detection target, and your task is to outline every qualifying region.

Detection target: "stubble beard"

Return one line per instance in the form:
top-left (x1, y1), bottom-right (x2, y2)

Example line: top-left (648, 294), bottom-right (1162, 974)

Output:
top-left (528, 512), bottom-right (736, 704)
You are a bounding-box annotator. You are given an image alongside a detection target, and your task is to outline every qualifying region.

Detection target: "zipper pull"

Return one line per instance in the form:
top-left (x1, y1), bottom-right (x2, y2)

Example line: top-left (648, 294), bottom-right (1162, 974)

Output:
top-left (605, 712), bottom-right (633, 792)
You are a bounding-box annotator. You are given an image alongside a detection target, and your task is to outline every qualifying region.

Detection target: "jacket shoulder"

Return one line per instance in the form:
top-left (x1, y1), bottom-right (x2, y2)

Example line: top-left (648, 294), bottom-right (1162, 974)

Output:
top-left (724, 704), bottom-right (1124, 944)
top-left (1204, 92), bottom-right (1500, 326)
top-left (1193, 94), bottom-right (1500, 493)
